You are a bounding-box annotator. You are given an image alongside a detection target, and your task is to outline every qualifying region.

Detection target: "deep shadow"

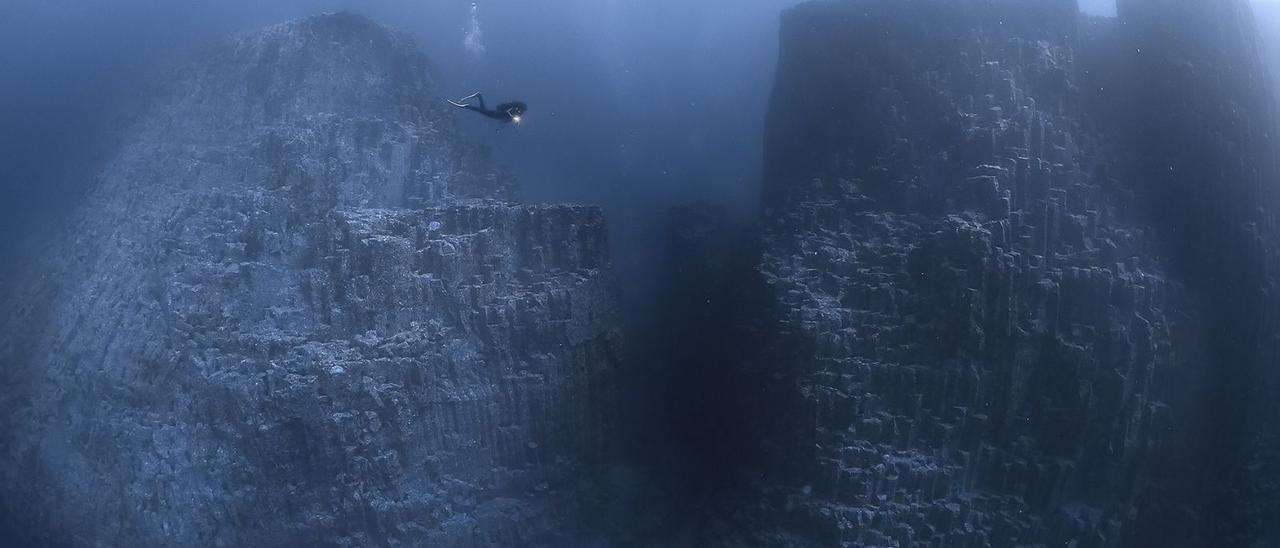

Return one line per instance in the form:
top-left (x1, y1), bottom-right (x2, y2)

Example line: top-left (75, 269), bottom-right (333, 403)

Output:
top-left (604, 203), bottom-right (799, 543)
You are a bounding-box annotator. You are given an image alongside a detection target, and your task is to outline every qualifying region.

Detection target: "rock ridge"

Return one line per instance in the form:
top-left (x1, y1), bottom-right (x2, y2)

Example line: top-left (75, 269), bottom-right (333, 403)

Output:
top-left (0, 12), bottom-right (619, 547)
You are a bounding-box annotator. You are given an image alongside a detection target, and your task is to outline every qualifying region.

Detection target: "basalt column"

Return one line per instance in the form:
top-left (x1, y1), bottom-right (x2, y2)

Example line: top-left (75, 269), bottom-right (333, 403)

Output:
top-left (0, 13), bottom-right (622, 547)
top-left (753, 0), bottom-right (1207, 544)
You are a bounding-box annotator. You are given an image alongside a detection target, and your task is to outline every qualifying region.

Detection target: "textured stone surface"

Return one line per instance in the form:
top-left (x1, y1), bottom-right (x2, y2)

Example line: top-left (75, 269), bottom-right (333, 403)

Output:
top-left (1102, 0), bottom-right (1280, 542)
top-left (4, 3), bottom-right (1278, 546)
top-left (0, 13), bottom-right (619, 546)
top-left (743, 0), bottom-right (1277, 545)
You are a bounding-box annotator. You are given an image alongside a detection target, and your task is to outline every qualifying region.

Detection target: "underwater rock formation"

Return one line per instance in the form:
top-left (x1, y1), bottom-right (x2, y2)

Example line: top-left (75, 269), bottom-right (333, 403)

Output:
top-left (2, 2), bottom-right (1277, 546)
top-left (748, 0), bottom-right (1279, 545)
top-left (0, 13), bottom-right (620, 546)
top-left (1101, 1), bottom-right (1280, 541)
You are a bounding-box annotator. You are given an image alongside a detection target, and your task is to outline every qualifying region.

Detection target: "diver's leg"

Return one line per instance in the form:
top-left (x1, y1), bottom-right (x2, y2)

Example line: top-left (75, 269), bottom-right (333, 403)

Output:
top-left (448, 92), bottom-right (483, 108)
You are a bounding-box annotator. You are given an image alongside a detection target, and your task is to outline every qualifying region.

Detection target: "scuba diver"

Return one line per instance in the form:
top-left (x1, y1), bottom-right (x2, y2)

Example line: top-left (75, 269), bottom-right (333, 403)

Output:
top-left (447, 92), bottom-right (527, 125)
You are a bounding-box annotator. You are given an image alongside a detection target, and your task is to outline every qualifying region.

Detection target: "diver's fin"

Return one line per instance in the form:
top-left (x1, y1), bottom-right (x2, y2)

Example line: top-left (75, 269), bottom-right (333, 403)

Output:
top-left (448, 92), bottom-right (482, 108)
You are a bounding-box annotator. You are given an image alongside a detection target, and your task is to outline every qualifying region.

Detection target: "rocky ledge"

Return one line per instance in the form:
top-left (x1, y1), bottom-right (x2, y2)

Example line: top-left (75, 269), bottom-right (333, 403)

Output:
top-left (0, 13), bottom-right (620, 547)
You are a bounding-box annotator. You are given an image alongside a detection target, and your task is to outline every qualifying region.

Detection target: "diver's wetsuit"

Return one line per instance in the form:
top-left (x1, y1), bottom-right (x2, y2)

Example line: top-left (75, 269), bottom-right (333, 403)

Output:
top-left (448, 93), bottom-right (527, 124)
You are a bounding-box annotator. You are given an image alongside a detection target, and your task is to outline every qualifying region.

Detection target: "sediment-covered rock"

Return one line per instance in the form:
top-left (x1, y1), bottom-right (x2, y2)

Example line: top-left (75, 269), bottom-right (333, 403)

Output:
top-left (0, 13), bottom-right (620, 547)
top-left (749, 0), bottom-right (1278, 545)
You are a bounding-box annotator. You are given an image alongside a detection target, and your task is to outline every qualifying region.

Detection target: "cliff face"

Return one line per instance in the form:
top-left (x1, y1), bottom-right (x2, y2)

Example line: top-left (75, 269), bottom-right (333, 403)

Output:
top-left (752, 0), bottom-right (1278, 545)
top-left (1106, 0), bottom-right (1280, 541)
top-left (0, 13), bottom-right (620, 546)
top-left (1263, 5), bottom-right (1280, 104)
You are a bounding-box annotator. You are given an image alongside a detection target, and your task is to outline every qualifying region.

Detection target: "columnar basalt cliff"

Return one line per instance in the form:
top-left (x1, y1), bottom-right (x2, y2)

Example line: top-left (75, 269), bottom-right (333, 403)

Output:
top-left (749, 0), bottom-right (1279, 545)
top-left (1107, 0), bottom-right (1280, 541)
top-left (3, 4), bottom-right (1278, 546)
top-left (0, 13), bottom-right (620, 546)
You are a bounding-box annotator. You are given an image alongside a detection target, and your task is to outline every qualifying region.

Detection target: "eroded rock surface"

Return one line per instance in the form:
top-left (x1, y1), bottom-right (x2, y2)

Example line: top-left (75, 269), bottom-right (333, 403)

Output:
top-left (0, 13), bottom-right (619, 547)
top-left (746, 0), bottom-right (1279, 545)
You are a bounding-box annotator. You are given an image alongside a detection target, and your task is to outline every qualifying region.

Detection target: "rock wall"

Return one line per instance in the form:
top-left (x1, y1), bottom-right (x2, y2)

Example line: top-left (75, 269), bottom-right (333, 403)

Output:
top-left (1262, 3), bottom-right (1280, 105)
top-left (0, 13), bottom-right (620, 546)
top-left (1105, 0), bottom-right (1280, 542)
top-left (750, 0), bottom-right (1278, 545)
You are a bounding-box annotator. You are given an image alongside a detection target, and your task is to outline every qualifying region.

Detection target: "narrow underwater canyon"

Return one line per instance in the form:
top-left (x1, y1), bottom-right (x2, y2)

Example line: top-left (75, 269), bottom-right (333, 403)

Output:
top-left (2, 0), bottom-right (1279, 546)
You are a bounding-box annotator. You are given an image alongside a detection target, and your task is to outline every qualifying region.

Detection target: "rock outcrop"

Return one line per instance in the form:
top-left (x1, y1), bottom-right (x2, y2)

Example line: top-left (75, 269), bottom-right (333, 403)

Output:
top-left (747, 0), bottom-right (1279, 545)
top-left (3, 3), bottom-right (1278, 546)
top-left (0, 13), bottom-right (620, 546)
